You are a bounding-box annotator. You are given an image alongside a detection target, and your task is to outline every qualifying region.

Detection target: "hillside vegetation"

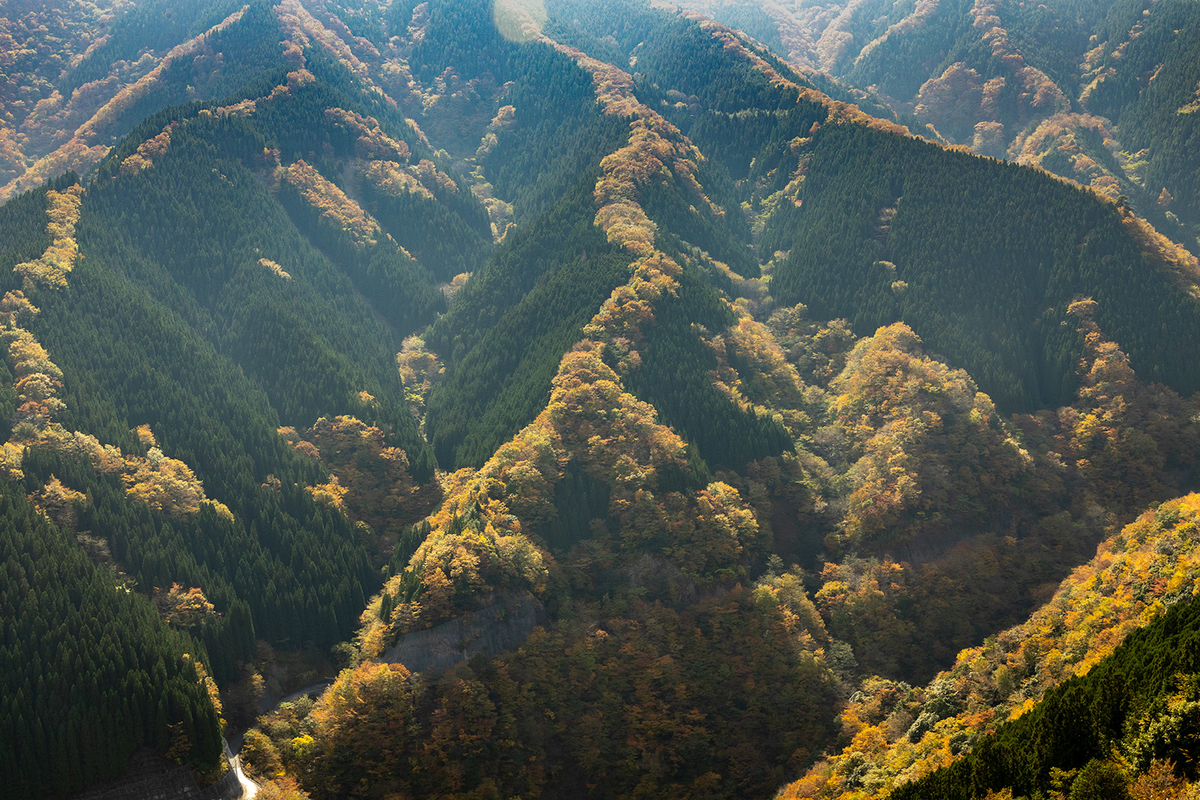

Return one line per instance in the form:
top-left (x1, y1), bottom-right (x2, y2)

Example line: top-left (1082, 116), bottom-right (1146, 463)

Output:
top-left (677, 0), bottom-right (1200, 259)
top-left (1, 0), bottom-right (1199, 797)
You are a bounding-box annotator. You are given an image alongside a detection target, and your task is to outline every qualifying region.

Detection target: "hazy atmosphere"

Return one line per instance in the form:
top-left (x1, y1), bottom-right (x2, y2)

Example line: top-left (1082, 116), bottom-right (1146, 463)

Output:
top-left (2, 1), bottom-right (1199, 798)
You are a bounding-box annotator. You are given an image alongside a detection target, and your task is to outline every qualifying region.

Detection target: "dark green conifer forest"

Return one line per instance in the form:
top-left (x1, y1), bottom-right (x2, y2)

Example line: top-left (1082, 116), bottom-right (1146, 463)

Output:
top-left (2, 0), bottom-right (1200, 797)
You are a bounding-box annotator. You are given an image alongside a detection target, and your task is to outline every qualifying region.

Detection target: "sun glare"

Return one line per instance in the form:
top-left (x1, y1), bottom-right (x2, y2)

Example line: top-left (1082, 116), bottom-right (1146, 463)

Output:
top-left (494, 0), bottom-right (548, 42)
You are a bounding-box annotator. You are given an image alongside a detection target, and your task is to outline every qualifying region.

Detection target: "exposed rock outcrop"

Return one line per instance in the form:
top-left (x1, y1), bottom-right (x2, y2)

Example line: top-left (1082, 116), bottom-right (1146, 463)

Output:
top-left (381, 590), bottom-right (546, 675)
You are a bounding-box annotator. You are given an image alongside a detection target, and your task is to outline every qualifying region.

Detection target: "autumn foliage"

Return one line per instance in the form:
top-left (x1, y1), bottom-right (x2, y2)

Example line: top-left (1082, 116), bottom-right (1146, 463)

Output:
top-left (781, 494), bottom-right (1200, 799)
top-left (13, 184), bottom-right (83, 289)
top-left (825, 323), bottom-right (1032, 554)
top-left (280, 415), bottom-right (429, 562)
top-left (277, 160), bottom-right (381, 247)
top-left (248, 583), bottom-right (841, 800)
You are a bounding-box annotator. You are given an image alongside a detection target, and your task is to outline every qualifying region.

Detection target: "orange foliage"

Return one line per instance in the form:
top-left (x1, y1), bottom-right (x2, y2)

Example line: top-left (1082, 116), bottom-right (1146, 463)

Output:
top-left (154, 582), bottom-right (217, 628)
top-left (0, 290), bottom-right (39, 327)
top-left (662, 481), bottom-right (760, 582)
top-left (274, 0), bottom-right (374, 85)
top-left (684, 13), bottom-right (913, 137)
top-left (134, 423), bottom-right (157, 447)
top-left (781, 494), bottom-right (1200, 799)
top-left (258, 257), bottom-right (292, 280)
top-left (583, 250), bottom-right (681, 358)
top-left (264, 584), bottom-right (839, 798)
top-left (79, 5), bottom-right (247, 143)
top-left (767, 303), bottom-right (857, 388)
top-left (543, 36), bottom-right (721, 259)
top-left (282, 416), bottom-right (432, 555)
top-left (323, 108), bottom-right (409, 162)
top-left (46, 429), bottom-right (124, 474)
top-left (119, 125), bottom-right (171, 174)
top-left (278, 160), bottom-right (380, 247)
top-left (4, 325), bottom-right (65, 434)
top-left (914, 63), bottom-right (1008, 143)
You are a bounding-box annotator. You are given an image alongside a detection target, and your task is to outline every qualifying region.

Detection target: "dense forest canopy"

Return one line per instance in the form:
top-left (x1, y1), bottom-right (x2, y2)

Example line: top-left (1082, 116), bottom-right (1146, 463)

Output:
top-left (1, 0), bottom-right (1199, 797)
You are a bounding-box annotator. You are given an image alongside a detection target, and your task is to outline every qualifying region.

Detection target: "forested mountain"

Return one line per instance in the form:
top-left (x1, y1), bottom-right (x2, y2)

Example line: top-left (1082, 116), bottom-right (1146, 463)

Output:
top-left (1, 0), bottom-right (1199, 797)
top-left (780, 493), bottom-right (1200, 798)
top-left (677, 0), bottom-right (1200, 258)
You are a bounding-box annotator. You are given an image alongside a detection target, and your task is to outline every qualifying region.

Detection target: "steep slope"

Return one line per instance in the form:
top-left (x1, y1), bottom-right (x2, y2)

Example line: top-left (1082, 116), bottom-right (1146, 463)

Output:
top-left (2, 0), bottom-right (1200, 797)
top-left (429, 0), bottom-right (1200, 461)
top-left (0, 0), bottom-right (490, 759)
top-left (782, 493), bottom-right (1200, 799)
top-left (895, 589), bottom-right (1200, 797)
top-left (676, 0), bottom-right (1200, 255)
top-left (0, 0), bottom-right (281, 200)
top-left (0, 476), bottom-right (223, 797)
top-left (224, 2), bottom-right (1200, 798)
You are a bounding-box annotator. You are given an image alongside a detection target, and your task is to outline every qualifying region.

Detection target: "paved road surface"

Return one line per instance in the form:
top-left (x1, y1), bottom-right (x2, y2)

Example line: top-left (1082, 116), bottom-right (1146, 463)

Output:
top-left (224, 739), bottom-right (257, 799)
top-left (225, 679), bottom-right (334, 796)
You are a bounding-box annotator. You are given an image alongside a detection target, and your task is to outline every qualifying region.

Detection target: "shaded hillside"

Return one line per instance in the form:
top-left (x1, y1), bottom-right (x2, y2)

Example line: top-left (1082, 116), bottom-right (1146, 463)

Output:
top-left (0, 15), bottom-right (494, 795)
top-left (2, 1), bottom-right (1200, 799)
top-left (676, 0), bottom-right (1200, 255)
top-left (0, 478), bottom-right (222, 797)
top-left (227, 3), bottom-right (1200, 798)
top-left (781, 494), bottom-right (1200, 798)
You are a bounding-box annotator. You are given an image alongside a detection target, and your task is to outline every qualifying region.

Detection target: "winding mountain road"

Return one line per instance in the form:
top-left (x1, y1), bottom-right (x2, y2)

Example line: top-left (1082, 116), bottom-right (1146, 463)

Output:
top-left (224, 739), bottom-right (258, 799)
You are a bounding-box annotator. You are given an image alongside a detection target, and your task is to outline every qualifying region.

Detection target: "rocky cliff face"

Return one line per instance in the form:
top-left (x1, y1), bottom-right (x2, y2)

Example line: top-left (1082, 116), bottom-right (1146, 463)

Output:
top-left (381, 590), bottom-right (546, 675)
top-left (67, 748), bottom-right (242, 800)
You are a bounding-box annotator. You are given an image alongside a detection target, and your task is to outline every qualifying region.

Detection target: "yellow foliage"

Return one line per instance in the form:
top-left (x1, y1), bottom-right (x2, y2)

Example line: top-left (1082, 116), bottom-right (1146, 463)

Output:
top-left (396, 336), bottom-right (443, 419)
top-left (594, 199), bottom-right (658, 254)
top-left (307, 476), bottom-right (348, 510)
top-left (155, 583), bottom-right (216, 627)
top-left (204, 499), bottom-right (235, 522)
top-left (135, 424), bottom-right (157, 448)
top-left (0, 442), bottom-right (25, 481)
top-left (14, 184), bottom-right (83, 290)
top-left (826, 323), bottom-right (1029, 550)
top-left (122, 447), bottom-right (208, 517)
top-left (55, 430), bottom-right (124, 474)
top-left (31, 475), bottom-right (87, 530)
top-left (782, 494), bottom-right (1200, 799)
top-left (359, 159), bottom-right (433, 201)
top-left (582, 251), bottom-right (680, 350)
top-left (259, 258), bottom-right (292, 280)
top-left (278, 160), bottom-right (380, 247)
top-left (0, 290), bottom-right (39, 325)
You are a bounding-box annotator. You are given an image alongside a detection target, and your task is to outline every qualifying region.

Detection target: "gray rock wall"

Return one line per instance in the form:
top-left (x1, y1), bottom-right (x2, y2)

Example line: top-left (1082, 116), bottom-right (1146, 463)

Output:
top-left (66, 748), bottom-right (242, 800)
top-left (381, 590), bottom-right (546, 675)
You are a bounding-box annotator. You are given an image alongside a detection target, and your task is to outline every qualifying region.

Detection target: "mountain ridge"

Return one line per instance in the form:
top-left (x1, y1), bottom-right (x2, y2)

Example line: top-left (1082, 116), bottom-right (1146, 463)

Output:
top-left (2, 0), bottom-right (1199, 797)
